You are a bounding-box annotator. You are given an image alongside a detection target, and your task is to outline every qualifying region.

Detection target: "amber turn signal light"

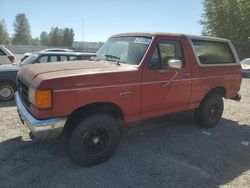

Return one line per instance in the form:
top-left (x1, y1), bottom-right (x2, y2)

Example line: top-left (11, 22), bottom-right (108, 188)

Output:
top-left (35, 90), bottom-right (52, 109)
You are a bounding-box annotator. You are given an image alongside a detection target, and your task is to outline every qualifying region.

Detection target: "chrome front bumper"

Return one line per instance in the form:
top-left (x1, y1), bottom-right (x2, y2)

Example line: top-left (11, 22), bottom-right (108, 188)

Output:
top-left (15, 92), bottom-right (67, 139)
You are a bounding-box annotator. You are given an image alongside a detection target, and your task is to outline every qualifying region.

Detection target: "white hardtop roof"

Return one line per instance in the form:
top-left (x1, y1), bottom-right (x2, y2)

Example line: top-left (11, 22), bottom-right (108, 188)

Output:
top-left (111, 32), bottom-right (231, 43)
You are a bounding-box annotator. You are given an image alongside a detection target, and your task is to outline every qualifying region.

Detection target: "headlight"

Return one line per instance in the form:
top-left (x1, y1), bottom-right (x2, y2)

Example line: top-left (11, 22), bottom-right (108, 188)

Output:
top-left (28, 87), bottom-right (36, 105)
top-left (28, 87), bottom-right (52, 109)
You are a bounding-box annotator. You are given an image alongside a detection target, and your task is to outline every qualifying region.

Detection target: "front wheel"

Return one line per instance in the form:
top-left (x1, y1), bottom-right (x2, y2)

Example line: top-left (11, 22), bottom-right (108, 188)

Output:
top-left (0, 82), bottom-right (16, 101)
top-left (65, 114), bottom-right (121, 167)
top-left (194, 94), bottom-right (224, 128)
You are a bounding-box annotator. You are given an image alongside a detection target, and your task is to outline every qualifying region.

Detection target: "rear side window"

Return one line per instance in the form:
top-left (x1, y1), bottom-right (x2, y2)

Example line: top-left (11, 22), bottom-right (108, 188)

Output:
top-left (192, 40), bottom-right (236, 65)
top-left (50, 56), bottom-right (58, 62)
top-left (60, 56), bottom-right (68, 61)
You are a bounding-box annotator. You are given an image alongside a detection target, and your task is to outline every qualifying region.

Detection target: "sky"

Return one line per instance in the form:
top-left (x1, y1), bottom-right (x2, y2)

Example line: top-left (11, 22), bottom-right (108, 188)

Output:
top-left (0, 0), bottom-right (204, 42)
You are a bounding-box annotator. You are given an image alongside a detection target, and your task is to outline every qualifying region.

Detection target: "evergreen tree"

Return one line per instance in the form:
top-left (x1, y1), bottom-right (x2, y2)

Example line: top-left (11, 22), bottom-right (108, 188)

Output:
top-left (63, 28), bottom-right (70, 46)
top-left (69, 28), bottom-right (74, 47)
top-left (49, 27), bottom-right (60, 46)
top-left (0, 19), bottom-right (10, 44)
top-left (47, 27), bottom-right (74, 47)
top-left (40, 31), bottom-right (49, 46)
top-left (32, 37), bottom-right (40, 46)
top-left (12, 13), bottom-right (32, 45)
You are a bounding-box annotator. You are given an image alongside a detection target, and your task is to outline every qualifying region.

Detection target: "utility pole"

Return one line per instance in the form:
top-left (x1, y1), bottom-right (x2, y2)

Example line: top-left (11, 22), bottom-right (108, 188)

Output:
top-left (82, 17), bottom-right (84, 49)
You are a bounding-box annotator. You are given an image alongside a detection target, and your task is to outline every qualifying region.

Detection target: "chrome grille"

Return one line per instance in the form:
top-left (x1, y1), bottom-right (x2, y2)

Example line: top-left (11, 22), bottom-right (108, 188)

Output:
top-left (18, 79), bottom-right (29, 106)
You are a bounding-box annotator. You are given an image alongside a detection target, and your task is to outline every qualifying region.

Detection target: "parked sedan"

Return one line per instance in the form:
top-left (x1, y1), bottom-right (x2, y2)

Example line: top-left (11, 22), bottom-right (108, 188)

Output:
top-left (240, 58), bottom-right (250, 78)
top-left (0, 51), bottom-right (95, 101)
top-left (21, 52), bottom-right (32, 62)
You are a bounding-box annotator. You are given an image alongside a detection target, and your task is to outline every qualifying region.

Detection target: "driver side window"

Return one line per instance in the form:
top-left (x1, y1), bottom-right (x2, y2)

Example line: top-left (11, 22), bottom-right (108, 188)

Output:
top-left (148, 40), bottom-right (184, 69)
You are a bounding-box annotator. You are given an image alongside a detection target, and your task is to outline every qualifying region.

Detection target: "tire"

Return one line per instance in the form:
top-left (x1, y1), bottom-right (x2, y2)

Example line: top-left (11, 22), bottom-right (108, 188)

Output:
top-left (0, 81), bottom-right (16, 101)
top-left (65, 114), bottom-right (121, 167)
top-left (194, 94), bottom-right (224, 128)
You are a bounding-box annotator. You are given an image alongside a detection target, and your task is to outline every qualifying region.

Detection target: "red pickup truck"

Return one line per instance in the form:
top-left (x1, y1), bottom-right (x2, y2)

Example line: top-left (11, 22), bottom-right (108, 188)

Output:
top-left (16, 33), bottom-right (242, 167)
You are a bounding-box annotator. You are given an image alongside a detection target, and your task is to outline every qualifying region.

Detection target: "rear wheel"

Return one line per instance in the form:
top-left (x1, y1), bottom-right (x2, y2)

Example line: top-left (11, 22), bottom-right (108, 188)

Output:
top-left (194, 94), bottom-right (224, 128)
top-left (0, 82), bottom-right (16, 101)
top-left (65, 114), bottom-right (121, 167)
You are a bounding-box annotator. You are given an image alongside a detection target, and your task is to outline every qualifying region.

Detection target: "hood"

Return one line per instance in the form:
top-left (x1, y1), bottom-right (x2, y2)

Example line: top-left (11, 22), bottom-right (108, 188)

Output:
top-left (0, 64), bottom-right (19, 72)
top-left (241, 64), bottom-right (250, 70)
top-left (18, 60), bottom-right (138, 84)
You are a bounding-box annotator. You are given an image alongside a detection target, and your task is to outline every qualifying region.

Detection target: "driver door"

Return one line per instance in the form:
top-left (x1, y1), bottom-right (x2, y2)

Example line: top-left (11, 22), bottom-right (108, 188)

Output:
top-left (141, 37), bottom-right (192, 119)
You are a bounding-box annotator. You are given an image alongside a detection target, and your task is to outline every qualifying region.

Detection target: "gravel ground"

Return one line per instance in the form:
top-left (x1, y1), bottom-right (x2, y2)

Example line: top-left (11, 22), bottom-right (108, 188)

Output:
top-left (0, 79), bottom-right (249, 188)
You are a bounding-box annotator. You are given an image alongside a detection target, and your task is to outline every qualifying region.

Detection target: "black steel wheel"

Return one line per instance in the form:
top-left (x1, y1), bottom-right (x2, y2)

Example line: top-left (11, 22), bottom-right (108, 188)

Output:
top-left (65, 114), bottom-right (121, 167)
top-left (207, 103), bottom-right (221, 122)
top-left (194, 94), bottom-right (224, 128)
top-left (82, 127), bottom-right (110, 155)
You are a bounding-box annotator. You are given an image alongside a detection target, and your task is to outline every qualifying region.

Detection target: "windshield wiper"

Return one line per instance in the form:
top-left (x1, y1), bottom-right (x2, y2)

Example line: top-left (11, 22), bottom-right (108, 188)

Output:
top-left (105, 54), bottom-right (120, 65)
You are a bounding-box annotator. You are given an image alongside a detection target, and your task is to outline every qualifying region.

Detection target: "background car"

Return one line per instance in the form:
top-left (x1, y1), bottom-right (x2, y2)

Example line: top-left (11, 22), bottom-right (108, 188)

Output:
top-left (20, 51), bottom-right (95, 65)
top-left (21, 48), bottom-right (75, 62)
top-left (42, 48), bottom-right (74, 52)
top-left (240, 58), bottom-right (250, 78)
top-left (0, 51), bottom-right (95, 101)
top-left (21, 52), bottom-right (32, 62)
top-left (0, 45), bottom-right (15, 65)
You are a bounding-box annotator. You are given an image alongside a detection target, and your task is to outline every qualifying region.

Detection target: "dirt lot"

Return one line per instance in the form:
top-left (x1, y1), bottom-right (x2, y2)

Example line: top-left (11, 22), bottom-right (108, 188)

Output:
top-left (0, 79), bottom-right (249, 188)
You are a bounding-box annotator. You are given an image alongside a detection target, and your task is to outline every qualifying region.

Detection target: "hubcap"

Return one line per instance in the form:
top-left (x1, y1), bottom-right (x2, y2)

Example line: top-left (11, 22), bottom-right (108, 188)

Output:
top-left (0, 85), bottom-right (13, 99)
top-left (82, 127), bottom-right (109, 155)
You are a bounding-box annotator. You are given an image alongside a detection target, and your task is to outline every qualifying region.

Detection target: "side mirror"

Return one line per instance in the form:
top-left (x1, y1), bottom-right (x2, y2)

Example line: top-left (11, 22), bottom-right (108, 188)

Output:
top-left (168, 59), bottom-right (182, 69)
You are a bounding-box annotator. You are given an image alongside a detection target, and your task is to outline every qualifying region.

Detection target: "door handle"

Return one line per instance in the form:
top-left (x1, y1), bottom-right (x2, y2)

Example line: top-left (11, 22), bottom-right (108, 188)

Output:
top-left (159, 69), bottom-right (170, 74)
top-left (119, 91), bottom-right (133, 97)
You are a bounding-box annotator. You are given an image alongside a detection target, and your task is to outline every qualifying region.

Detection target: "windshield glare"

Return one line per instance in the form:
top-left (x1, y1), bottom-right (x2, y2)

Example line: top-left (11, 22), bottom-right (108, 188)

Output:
top-left (96, 36), bottom-right (152, 65)
top-left (21, 53), bottom-right (39, 65)
top-left (241, 59), bottom-right (250, 65)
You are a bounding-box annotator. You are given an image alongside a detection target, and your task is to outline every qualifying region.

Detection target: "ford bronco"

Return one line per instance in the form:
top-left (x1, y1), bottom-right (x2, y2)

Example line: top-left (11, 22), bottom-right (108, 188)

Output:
top-left (15, 33), bottom-right (242, 166)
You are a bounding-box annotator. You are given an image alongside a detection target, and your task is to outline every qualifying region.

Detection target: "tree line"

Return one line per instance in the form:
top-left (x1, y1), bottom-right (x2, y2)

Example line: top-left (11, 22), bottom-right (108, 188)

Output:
top-left (40, 27), bottom-right (74, 47)
top-left (0, 13), bottom-right (74, 47)
top-left (1, 1), bottom-right (250, 59)
top-left (201, 0), bottom-right (250, 59)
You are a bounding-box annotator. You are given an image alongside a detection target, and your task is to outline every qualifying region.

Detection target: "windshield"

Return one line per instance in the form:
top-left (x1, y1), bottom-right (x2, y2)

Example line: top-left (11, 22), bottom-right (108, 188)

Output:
top-left (96, 36), bottom-right (152, 65)
top-left (20, 53), bottom-right (39, 65)
top-left (241, 58), bottom-right (250, 65)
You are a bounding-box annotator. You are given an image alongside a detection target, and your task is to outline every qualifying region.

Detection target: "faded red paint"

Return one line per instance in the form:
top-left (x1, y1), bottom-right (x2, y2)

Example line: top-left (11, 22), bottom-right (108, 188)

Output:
top-left (17, 33), bottom-right (242, 122)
